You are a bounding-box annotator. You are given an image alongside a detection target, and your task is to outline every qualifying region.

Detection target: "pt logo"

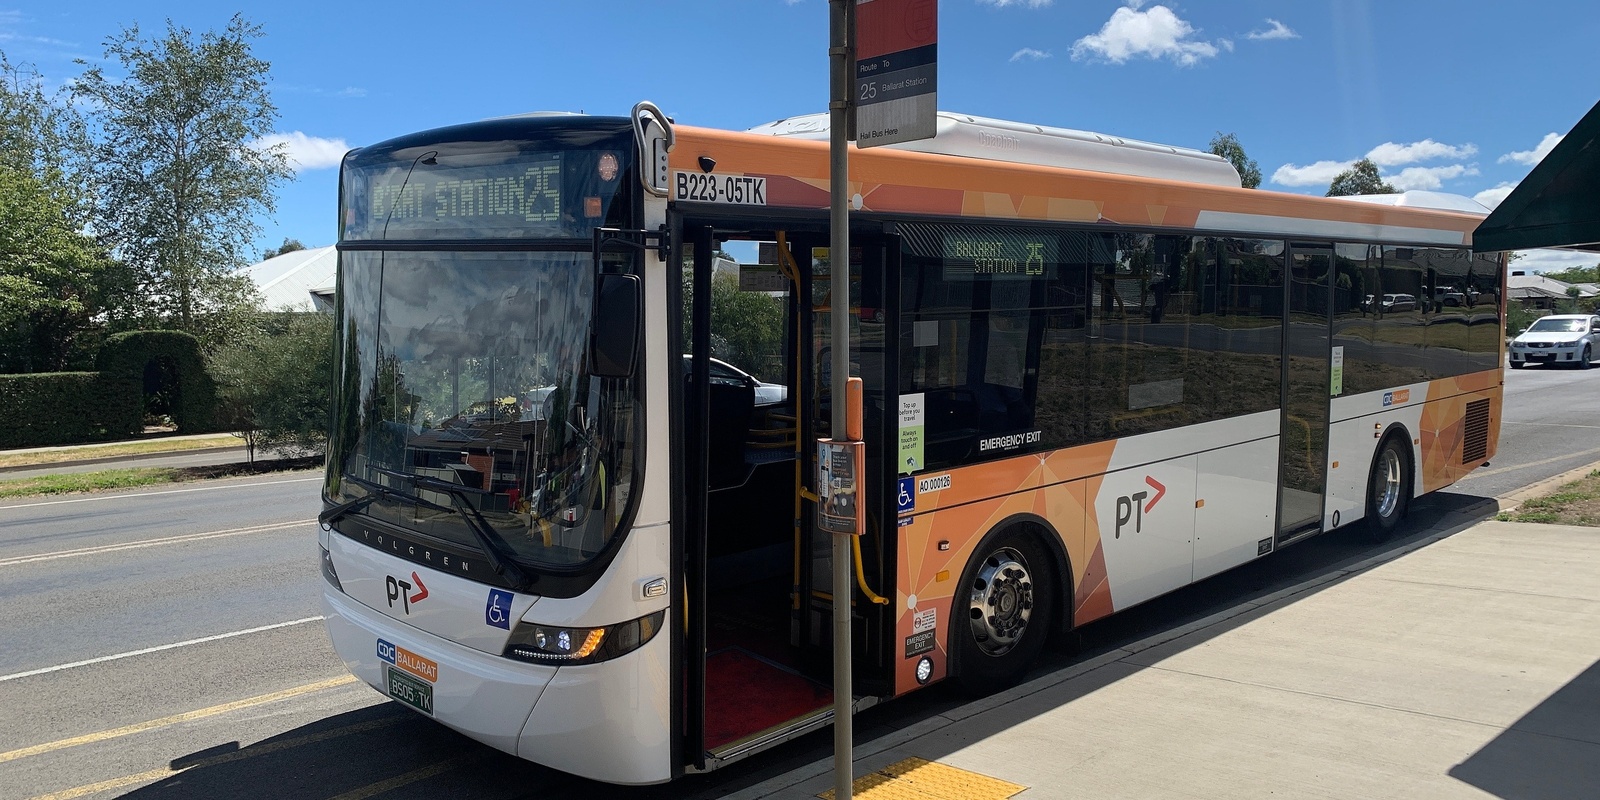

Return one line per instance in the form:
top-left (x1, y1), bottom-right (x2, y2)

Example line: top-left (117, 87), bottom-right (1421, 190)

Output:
top-left (386, 571), bottom-right (430, 614)
top-left (1114, 476), bottom-right (1167, 538)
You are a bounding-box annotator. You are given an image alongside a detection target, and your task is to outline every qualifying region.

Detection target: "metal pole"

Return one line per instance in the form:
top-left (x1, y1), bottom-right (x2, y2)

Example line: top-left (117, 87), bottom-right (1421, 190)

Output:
top-left (828, 1), bottom-right (853, 798)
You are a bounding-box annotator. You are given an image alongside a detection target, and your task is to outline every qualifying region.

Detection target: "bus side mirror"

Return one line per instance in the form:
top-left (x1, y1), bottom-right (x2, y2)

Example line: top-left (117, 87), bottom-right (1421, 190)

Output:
top-left (592, 273), bottom-right (640, 378)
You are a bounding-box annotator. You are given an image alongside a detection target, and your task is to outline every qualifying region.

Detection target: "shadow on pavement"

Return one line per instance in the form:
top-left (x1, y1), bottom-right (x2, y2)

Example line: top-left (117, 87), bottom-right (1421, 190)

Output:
top-left (1449, 657), bottom-right (1600, 800)
top-left (120, 492), bottom-right (1496, 800)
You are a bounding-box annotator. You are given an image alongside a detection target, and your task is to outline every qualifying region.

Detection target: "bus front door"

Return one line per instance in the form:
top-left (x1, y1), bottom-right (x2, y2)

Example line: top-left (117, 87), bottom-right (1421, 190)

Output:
top-left (1278, 243), bottom-right (1334, 539)
top-left (679, 223), bottom-right (896, 767)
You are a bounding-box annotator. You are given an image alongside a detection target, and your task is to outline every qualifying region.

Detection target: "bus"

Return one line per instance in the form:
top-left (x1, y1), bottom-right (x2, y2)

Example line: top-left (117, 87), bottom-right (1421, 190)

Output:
top-left (318, 104), bottom-right (1505, 784)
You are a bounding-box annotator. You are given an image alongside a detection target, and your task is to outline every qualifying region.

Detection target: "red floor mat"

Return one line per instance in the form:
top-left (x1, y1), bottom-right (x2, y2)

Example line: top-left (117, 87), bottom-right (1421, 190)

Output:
top-left (703, 647), bottom-right (832, 751)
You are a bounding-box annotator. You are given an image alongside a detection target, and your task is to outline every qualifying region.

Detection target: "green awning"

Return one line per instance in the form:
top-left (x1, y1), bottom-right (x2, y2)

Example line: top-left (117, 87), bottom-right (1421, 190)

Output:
top-left (1474, 99), bottom-right (1600, 253)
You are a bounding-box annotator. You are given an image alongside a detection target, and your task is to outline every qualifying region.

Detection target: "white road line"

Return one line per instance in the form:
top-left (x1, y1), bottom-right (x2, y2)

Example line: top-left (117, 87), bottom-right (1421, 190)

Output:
top-left (0, 476), bottom-right (321, 511)
top-left (1501, 421), bottom-right (1600, 430)
top-left (0, 519), bottom-right (316, 568)
top-left (0, 617), bottom-right (325, 683)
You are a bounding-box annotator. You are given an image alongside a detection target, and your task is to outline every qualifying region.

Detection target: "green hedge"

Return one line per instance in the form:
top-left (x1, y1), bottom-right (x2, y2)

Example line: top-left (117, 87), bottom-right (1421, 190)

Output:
top-left (97, 330), bottom-right (221, 434)
top-left (0, 372), bottom-right (138, 448)
top-left (0, 330), bottom-right (226, 449)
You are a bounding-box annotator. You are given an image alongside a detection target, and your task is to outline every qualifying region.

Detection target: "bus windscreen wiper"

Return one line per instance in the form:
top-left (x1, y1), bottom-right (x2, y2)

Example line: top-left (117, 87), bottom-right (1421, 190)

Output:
top-left (318, 472), bottom-right (430, 528)
top-left (369, 466), bottom-right (535, 592)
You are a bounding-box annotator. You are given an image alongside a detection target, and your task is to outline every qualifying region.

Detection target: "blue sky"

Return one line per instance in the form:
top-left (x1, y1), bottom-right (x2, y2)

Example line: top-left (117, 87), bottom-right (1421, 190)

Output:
top-left (4, 1), bottom-right (1598, 272)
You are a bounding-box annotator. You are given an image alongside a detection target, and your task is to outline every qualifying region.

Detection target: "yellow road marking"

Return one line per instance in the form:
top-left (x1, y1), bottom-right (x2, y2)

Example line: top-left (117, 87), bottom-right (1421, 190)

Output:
top-left (27, 715), bottom-right (407, 800)
top-left (327, 752), bottom-right (488, 800)
top-left (819, 757), bottom-right (1026, 800)
top-left (0, 675), bottom-right (358, 764)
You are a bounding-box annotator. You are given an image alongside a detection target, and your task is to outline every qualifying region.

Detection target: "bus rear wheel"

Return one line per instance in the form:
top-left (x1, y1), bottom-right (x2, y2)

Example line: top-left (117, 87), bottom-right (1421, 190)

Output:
top-left (952, 528), bottom-right (1055, 694)
top-left (1366, 435), bottom-right (1411, 542)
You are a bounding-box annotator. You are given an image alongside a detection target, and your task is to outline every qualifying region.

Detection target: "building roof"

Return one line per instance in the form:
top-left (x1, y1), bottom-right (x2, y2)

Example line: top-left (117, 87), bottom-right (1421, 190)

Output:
top-left (237, 246), bottom-right (336, 312)
top-left (1474, 98), bottom-right (1600, 253)
top-left (1508, 270), bottom-right (1598, 300)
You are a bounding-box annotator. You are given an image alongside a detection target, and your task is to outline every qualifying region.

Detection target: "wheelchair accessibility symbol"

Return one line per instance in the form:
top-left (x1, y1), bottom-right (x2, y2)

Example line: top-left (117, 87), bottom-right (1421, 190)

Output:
top-left (485, 588), bottom-right (513, 629)
top-left (897, 477), bottom-right (915, 514)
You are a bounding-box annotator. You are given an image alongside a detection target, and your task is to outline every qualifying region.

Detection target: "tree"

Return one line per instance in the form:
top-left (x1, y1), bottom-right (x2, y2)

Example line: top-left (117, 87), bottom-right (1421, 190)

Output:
top-left (211, 311), bottom-right (333, 461)
top-left (1208, 132), bottom-right (1261, 189)
top-left (74, 15), bottom-right (290, 346)
top-left (261, 237), bottom-right (305, 260)
top-left (0, 165), bottom-right (130, 372)
top-left (0, 58), bottom-right (130, 372)
top-left (1326, 158), bottom-right (1395, 197)
top-left (1542, 263), bottom-right (1600, 285)
top-left (681, 271), bottom-right (786, 382)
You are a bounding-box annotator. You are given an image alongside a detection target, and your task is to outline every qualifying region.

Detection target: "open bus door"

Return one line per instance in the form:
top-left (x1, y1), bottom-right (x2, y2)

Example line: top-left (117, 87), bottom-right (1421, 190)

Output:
top-left (677, 222), bottom-right (898, 770)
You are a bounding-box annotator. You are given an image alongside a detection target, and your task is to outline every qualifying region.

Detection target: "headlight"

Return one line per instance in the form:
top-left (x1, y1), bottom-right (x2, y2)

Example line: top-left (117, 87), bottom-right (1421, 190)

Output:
top-left (320, 545), bottom-right (343, 592)
top-left (503, 610), bottom-right (666, 666)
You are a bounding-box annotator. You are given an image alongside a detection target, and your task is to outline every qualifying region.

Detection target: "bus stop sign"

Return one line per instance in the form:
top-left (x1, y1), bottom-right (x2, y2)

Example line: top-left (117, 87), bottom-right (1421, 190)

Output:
top-left (854, 0), bottom-right (937, 148)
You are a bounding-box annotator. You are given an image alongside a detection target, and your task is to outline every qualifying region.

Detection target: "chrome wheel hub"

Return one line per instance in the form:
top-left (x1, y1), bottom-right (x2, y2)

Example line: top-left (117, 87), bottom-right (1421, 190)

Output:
top-left (967, 547), bottom-right (1034, 657)
top-left (1376, 448), bottom-right (1402, 518)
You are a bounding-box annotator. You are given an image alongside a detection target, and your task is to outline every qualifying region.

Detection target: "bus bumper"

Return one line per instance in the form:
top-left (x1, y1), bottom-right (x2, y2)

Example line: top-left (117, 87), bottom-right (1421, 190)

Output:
top-left (322, 588), bottom-right (675, 784)
top-left (322, 588), bottom-right (555, 756)
top-left (515, 623), bottom-right (674, 784)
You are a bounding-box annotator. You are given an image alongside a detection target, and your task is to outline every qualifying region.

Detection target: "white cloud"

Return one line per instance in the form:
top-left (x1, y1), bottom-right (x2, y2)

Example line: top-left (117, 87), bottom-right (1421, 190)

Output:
top-left (1386, 164), bottom-right (1478, 191)
top-left (252, 132), bottom-right (350, 171)
top-left (1219, 38), bottom-right (1234, 52)
top-left (1473, 182), bottom-right (1516, 210)
top-left (1071, 3), bottom-right (1219, 67)
top-left (1514, 248), bottom-right (1597, 275)
top-left (1365, 139), bottom-right (1477, 167)
top-left (1271, 159), bottom-right (1354, 187)
top-left (1010, 48), bottom-right (1051, 62)
top-left (978, 0), bottom-right (1053, 7)
top-left (1246, 19), bottom-right (1299, 40)
top-left (1499, 132), bottom-right (1562, 165)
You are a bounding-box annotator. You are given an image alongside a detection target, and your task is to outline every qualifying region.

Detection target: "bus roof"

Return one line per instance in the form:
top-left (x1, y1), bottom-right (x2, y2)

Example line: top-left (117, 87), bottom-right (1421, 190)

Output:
top-left (670, 123), bottom-right (1488, 248)
top-left (747, 111), bottom-right (1243, 189)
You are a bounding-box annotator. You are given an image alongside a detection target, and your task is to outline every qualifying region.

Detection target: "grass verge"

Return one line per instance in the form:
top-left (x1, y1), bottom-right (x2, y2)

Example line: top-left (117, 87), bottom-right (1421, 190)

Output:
top-left (0, 457), bottom-right (322, 500)
top-left (1496, 469), bottom-right (1600, 526)
top-left (0, 435), bottom-right (242, 468)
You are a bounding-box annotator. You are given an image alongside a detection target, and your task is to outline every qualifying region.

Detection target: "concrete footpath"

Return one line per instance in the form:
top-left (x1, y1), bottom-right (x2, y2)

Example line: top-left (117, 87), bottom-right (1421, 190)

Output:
top-left (733, 514), bottom-right (1600, 799)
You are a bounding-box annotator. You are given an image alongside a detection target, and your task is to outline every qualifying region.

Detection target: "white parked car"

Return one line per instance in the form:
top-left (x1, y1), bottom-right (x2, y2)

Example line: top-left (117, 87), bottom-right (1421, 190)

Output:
top-left (1509, 314), bottom-right (1600, 369)
top-left (682, 355), bottom-right (788, 405)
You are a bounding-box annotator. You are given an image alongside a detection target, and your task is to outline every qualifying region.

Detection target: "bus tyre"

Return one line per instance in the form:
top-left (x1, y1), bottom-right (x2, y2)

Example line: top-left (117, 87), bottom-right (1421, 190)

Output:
top-left (1366, 435), bottom-right (1412, 542)
top-left (952, 528), bottom-right (1055, 695)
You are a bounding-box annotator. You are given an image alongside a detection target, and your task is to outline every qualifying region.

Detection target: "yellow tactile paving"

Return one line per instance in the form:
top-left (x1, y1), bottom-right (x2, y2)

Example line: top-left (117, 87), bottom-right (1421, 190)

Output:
top-left (819, 756), bottom-right (1026, 800)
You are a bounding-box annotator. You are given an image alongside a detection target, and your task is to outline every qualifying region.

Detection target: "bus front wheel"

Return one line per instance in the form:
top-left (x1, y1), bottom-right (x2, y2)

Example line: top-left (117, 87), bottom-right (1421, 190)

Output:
top-left (952, 527), bottom-right (1055, 694)
top-left (1366, 435), bottom-right (1412, 542)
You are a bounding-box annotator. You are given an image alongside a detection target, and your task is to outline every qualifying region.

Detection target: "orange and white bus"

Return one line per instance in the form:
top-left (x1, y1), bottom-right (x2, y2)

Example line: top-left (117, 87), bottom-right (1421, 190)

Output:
top-left (318, 104), bottom-right (1505, 783)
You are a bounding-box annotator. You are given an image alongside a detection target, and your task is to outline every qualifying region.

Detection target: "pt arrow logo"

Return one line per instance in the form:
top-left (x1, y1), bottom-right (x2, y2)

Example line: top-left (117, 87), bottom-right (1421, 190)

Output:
top-left (1115, 476), bottom-right (1167, 538)
top-left (1144, 476), bottom-right (1166, 512)
top-left (386, 571), bottom-right (429, 614)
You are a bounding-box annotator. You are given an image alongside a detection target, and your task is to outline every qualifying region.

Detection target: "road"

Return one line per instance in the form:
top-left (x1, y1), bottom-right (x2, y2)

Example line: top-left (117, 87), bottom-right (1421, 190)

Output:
top-left (0, 447), bottom-right (251, 481)
top-left (0, 364), bottom-right (1593, 799)
top-left (1452, 361), bottom-right (1600, 498)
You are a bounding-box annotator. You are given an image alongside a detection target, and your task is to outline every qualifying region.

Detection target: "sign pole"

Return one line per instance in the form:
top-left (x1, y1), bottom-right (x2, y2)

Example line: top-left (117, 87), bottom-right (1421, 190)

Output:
top-left (827, 1), bottom-right (853, 797)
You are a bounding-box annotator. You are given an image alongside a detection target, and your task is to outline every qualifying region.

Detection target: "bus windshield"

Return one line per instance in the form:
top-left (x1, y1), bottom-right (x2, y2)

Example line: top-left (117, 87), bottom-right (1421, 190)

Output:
top-left (327, 248), bottom-right (638, 570)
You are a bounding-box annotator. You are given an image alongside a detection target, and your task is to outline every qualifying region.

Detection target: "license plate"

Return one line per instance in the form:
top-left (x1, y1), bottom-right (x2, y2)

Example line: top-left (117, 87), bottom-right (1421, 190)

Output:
top-left (387, 666), bottom-right (434, 716)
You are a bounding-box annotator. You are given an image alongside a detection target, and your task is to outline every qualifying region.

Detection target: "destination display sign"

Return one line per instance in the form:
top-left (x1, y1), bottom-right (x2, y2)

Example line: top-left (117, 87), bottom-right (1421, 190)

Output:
top-left (854, 0), bottom-right (938, 148)
top-left (370, 155), bottom-right (562, 227)
top-left (342, 146), bottom-right (630, 241)
top-left (941, 231), bottom-right (1057, 281)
